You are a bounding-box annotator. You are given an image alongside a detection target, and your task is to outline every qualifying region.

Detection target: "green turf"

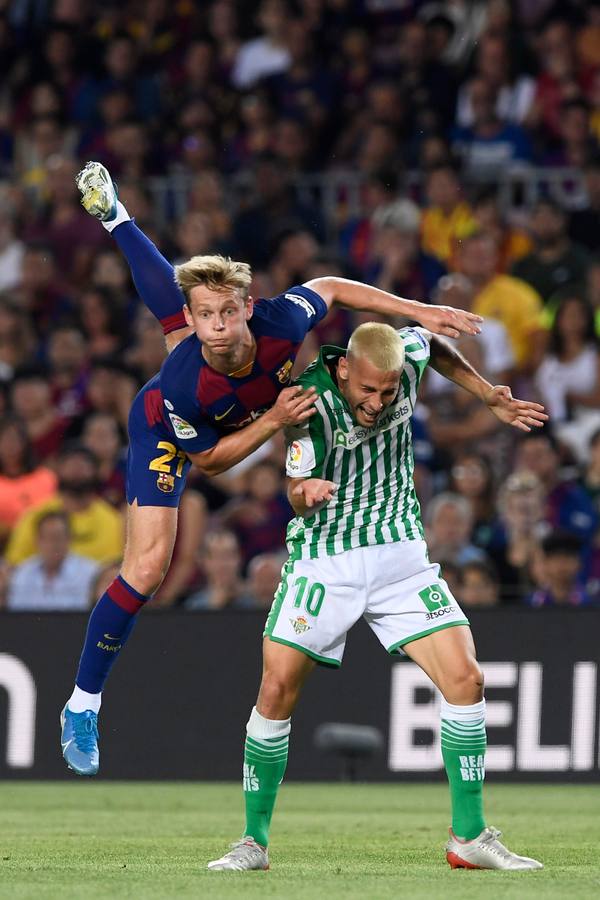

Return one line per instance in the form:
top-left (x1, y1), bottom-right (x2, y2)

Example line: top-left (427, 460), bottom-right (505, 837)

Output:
top-left (0, 783), bottom-right (598, 900)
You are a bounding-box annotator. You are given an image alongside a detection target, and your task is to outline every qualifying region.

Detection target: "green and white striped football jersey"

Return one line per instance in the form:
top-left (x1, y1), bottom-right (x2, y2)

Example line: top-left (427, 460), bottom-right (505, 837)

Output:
top-left (285, 327), bottom-right (430, 559)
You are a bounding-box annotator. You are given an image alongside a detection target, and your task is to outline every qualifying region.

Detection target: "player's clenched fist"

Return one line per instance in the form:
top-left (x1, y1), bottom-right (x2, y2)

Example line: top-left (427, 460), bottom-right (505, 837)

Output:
top-left (291, 478), bottom-right (338, 508)
top-left (267, 385), bottom-right (318, 427)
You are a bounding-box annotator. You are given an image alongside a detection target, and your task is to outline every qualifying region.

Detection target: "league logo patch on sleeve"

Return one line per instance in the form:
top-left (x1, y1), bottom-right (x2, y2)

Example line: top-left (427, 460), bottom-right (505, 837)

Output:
top-left (287, 440), bottom-right (303, 471)
top-left (168, 413), bottom-right (198, 439)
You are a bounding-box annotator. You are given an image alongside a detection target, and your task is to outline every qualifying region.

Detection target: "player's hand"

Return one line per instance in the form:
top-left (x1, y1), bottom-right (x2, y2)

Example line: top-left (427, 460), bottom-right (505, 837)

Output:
top-left (292, 478), bottom-right (338, 508)
top-left (416, 304), bottom-right (483, 339)
top-left (485, 385), bottom-right (548, 431)
top-left (268, 386), bottom-right (317, 428)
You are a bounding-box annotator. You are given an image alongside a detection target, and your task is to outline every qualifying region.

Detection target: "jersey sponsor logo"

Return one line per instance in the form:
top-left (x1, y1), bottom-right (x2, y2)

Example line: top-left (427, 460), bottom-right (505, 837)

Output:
top-left (333, 400), bottom-right (411, 449)
top-left (214, 404), bottom-right (235, 421)
top-left (290, 615), bottom-right (310, 635)
top-left (425, 606), bottom-right (456, 621)
top-left (285, 292), bottom-right (316, 318)
top-left (163, 399), bottom-right (174, 411)
top-left (168, 413), bottom-right (198, 439)
top-left (276, 359), bottom-right (293, 383)
top-left (157, 471), bottom-right (175, 493)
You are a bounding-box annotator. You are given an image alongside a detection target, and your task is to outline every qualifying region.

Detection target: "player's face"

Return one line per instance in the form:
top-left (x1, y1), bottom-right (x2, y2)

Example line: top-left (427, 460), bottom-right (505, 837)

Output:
top-left (337, 354), bottom-right (401, 427)
top-left (185, 287), bottom-right (253, 354)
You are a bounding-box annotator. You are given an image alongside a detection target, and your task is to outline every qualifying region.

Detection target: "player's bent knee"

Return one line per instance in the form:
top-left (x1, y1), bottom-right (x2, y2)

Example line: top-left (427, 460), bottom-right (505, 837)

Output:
top-left (258, 671), bottom-right (299, 718)
top-left (441, 658), bottom-right (484, 704)
top-left (121, 553), bottom-right (171, 596)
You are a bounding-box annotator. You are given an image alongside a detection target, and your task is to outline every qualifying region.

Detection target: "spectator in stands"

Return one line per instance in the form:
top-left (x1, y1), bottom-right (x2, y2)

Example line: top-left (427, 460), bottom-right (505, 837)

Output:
top-left (232, 0), bottom-right (291, 91)
top-left (219, 459), bottom-right (291, 566)
top-left (569, 156), bottom-right (600, 253)
top-left (185, 529), bottom-right (252, 610)
top-left (6, 510), bottom-right (98, 611)
top-left (4, 443), bottom-right (124, 567)
top-left (516, 429), bottom-right (598, 550)
top-left (0, 299), bottom-right (36, 380)
top-left (429, 273), bottom-right (514, 382)
top-left (245, 551), bottom-right (287, 609)
top-left (526, 530), bottom-right (593, 608)
top-left (126, 317), bottom-right (168, 384)
top-left (487, 470), bottom-right (546, 603)
top-left (10, 366), bottom-right (70, 462)
top-left (14, 242), bottom-right (72, 336)
top-left (513, 199), bottom-right (590, 303)
top-left (78, 287), bottom-right (125, 359)
top-left (47, 324), bottom-right (90, 420)
top-left (366, 198), bottom-right (446, 302)
top-left (458, 231), bottom-right (545, 373)
top-left (85, 357), bottom-right (138, 431)
top-left (80, 413), bottom-right (126, 508)
top-left (545, 98), bottom-right (598, 169)
top-left (451, 78), bottom-right (533, 180)
top-left (426, 492), bottom-right (487, 567)
top-left (470, 187), bottom-right (532, 271)
top-left (0, 211), bottom-right (24, 292)
top-left (580, 427), bottom-right (600, 517)
top-left (420, 163), bottom-right (475, 265)
top-left (448, 452), bottom-right (499, 551)
top-left (458, 559), bottom-right (501, 608)
top-left (534, 292), bottom-right (600, 461)
top-left (0, 416), bottom-right (57, 549)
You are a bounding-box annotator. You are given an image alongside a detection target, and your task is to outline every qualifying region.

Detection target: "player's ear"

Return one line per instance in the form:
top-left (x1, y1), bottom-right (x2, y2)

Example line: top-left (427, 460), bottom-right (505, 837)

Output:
top-left (183, 303), bottom-right (193, 328)
top-left (245, 296), bottom-right (254, 320)
top-left (338, 355), bottom-right (348, 381)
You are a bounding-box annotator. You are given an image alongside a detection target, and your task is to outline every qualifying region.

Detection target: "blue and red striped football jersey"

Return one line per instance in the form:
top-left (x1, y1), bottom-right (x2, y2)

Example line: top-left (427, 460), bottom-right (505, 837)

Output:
top-left (156, 284), bottom-right (327, 453)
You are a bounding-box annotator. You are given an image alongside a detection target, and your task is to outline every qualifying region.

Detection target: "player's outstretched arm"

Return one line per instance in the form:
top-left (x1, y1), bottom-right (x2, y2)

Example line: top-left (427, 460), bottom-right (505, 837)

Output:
top-left (428, 334), bottom-right (548, 432)
top-left (303, 276), bottom-right (483, 339)
top-left (188, 386), bottom-right (317, 477)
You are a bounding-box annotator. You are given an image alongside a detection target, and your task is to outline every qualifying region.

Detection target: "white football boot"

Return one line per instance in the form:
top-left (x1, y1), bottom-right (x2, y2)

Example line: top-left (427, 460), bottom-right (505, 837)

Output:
top-left (207, 837), bottom-right (269, 871)
top-left (446, 826), bottom-right (543, 870)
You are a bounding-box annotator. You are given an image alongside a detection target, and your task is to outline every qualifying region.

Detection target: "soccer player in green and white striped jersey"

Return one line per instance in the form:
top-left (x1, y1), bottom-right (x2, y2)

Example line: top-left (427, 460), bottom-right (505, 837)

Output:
top-left (208, 323), bottom-right (547, 874)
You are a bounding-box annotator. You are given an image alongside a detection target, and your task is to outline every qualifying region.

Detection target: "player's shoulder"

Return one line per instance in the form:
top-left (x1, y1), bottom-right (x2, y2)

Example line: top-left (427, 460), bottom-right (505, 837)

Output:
top-left (398, 325), bottom-right (431, 355)
top-left (252, 284), bottom-right (328, 332)
top-left (159, 333), bottom-right (203, 390)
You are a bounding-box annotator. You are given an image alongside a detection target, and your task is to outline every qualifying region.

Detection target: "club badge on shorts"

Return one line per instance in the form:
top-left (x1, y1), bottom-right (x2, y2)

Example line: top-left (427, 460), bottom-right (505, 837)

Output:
top-left (157, 472), bottom-right (175, 493)
top-left (290, 615), bottom-right (310, 635)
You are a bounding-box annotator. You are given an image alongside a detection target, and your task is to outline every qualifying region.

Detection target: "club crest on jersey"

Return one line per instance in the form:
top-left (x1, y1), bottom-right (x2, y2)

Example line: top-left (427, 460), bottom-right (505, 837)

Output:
top-left (157, 472), bottom-right (175, 493)
top-left (168, 412), bottom-right (198, 439)
top-left (285, 293), bottom-right (316, 318)
top-left (290, 615), bottom-right (310, 635)
top-left (276, 359), bottom-right (293, 383)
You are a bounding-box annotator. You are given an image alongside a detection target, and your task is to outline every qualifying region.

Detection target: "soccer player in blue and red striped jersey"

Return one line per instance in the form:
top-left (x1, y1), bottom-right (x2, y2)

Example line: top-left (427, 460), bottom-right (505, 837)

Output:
top-left (60, 162), bottom-right (483, 777)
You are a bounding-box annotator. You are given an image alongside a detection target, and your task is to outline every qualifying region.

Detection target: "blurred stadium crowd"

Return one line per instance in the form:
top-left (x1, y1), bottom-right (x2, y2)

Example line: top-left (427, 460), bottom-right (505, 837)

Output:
top-left (1, 0), bottom-right (600, 612)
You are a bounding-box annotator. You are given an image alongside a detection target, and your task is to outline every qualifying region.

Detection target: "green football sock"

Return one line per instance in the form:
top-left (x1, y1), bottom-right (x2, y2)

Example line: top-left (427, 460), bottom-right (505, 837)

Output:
top-left (243, 707), bottom-right (290, 847)
top-left (440, 698), bottom-right (487, 841)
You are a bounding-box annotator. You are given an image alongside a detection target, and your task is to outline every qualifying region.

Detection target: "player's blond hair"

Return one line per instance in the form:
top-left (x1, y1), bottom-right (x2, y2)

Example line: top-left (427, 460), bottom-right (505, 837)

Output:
top-left (347, 322), bottom-right (405, 372)
top-left (174, 255), bottom-right (252, 304)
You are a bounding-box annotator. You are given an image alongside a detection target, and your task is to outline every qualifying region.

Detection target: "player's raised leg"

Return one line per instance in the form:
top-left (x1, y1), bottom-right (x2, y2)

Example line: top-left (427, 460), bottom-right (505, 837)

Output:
top-left (404, 625), bottom-right (542, 870)
top-left (76, 162), bottom-right (189, 342)
top-left (208, 639), bottom-right (315, 871)
top-left (61, 500), bottom-right (178, 776)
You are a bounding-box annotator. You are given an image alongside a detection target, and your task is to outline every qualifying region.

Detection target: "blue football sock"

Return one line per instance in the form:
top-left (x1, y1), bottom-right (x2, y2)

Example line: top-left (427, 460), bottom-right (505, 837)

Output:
top-left (111, 220), bottom-right (188, 335)
top-left (75, 576), bottom-right (151, 693)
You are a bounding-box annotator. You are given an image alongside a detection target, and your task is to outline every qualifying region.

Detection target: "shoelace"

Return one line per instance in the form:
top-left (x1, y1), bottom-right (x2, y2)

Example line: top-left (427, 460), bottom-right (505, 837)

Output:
top-left (72, 714), bottom-right (98, 754)
top-left (479, 828), bottom-right (513, 859)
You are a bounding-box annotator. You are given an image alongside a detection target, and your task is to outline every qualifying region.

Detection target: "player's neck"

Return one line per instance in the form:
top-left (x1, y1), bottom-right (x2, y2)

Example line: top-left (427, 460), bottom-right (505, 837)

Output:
top-left (202, 332), bottom-right (256, 376)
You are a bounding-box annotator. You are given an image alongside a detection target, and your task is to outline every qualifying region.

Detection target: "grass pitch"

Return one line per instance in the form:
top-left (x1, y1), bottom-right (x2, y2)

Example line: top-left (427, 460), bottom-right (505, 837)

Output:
top-left (1, 782), bottom-right (598, 900)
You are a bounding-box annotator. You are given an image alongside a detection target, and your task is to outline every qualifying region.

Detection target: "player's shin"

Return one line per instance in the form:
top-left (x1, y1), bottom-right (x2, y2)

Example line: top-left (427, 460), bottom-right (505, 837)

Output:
top-left (440, 698), bottom-right (487, 841)
top-left (71, 575), bottom-right (151, 698)
top-left (243, 706), bottom-right (290, 848)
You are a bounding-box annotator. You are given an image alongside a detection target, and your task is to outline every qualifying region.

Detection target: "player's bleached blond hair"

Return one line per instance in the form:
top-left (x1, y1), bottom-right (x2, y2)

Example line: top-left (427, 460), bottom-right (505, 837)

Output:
top-left (174, 255), bottom-right (252, 305)
top-left (347, 322), bottom-right (405, 372)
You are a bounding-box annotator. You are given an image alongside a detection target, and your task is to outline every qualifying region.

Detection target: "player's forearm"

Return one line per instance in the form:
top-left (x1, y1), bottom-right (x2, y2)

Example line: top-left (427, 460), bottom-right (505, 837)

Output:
top-left (305, 276), bottom-right (423, 319)
top-left (189, 412), bottom-right (281, 476)
top-left (428, 335), bottom-right (492, 402)
top-left (287, 478), bottom-right (309, 517)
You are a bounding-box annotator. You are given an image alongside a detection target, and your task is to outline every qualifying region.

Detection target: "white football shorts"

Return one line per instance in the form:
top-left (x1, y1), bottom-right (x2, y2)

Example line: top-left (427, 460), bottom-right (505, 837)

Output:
top-left (264, 539), bottom-right (469, 666)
